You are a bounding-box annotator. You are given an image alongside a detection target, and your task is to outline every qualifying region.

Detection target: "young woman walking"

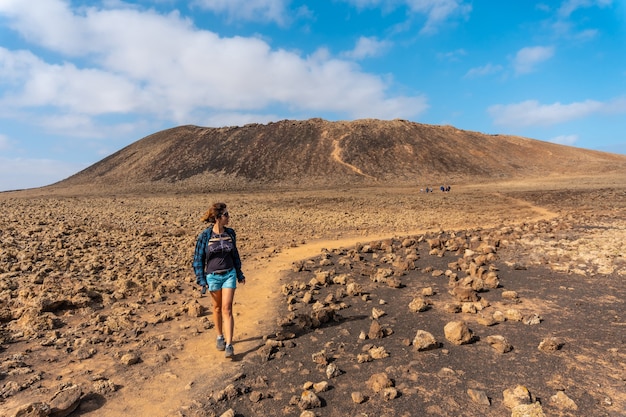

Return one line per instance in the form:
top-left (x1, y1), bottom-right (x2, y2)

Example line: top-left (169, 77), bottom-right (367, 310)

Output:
top-left (192, 202), bottom-right (245, 358)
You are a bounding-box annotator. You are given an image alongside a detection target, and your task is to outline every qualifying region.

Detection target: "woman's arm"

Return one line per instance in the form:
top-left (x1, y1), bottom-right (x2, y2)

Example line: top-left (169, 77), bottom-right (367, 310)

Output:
top-left (227, 228), bottom-right (245, 282)
top-left (192, 229), bottom-right (209, 285)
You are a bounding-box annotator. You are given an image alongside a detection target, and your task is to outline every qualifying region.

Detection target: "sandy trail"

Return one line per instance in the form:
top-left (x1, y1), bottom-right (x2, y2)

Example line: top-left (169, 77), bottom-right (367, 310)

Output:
top-left (86, 197), bottom-right (559, 416)
top-left (330, 135), bottom-right (376, 180)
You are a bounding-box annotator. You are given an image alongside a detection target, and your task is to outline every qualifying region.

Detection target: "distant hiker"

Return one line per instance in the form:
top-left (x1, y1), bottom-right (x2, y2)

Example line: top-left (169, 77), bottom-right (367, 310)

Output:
top-left (192, 202), bottom-right (245, 358)
top-left (440, 185), bottom-right (445, 192)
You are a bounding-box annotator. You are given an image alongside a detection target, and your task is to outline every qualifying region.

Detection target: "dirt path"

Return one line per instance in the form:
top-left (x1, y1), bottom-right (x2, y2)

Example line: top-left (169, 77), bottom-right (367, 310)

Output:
top-left (330, 136), bottom-right (376, 180)
top-left (494, 193), bottom-right (559, 222)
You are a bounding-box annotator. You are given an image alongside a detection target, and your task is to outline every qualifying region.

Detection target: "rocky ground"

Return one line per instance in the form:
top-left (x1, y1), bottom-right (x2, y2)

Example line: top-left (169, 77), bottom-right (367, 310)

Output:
top-left (1, 177), bottom-right (625, 417)
top-left (196, 224), bottom-right (625, 417)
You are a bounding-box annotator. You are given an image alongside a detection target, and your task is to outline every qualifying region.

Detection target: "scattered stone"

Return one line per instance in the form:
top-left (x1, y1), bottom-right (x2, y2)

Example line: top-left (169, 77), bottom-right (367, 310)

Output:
top-left (467, 388), bottom-right (490, 405)
top-left (298, 390), bottom-right (322, 410)
top-left (311, 349), bottom-right (328, 365)
top-left (255, 344), bottom-right (276, 363)
top-left (422, 286), bottom-right (434, 296)
top-left (325, 363), bottom-right (342, 379)
top-left (550, 391), bottom-right (578, 410)
top-left (493, 310), bottom-right (506, 323)
top-left (461, 302), bottom-right (477, 314)
top-left (48, 384), bottom-right (82, 417)
top-left (476, 315), bottom-right (497, 326)
top-left (412, 330), bottom-right (438, 351)
top-left (366, 373), bottom-right (393, 393)
top-left (356, 353), bottom-right (371, 363)
top-left (372, 268), bottom-right (392, 283)
top-left (511, 402), bottom-right (545, 417)
top-left (215, 384), bottom-right (240, 402)
top-left (368, 320), bottom-right (383, 339)
top-left (382, 387), bottom-right (399, 401)
top-left (312, 381), bottom-right (329, 393)
top-left (485, 335), bottom-right (513, 353)
top-left (332, 274), bottom-right (348, 285)
top-left (503, 385), bottom-right (533, 409)
top-left (502, 290), bottom-right (518, 300)
top-left (186, 301), bottom-right (205, 317)
top-left (371, 307), bottom-right (385, 319)
top-left (368, 346), bottom-right (389, 359)
top-left (538, 337), bottom-right (563, 352)
top-left (302, 292), bottom-right (313, 304)
top-left (444, 321), bottom-right (473, 345)
top-left (483, 272), bottom-right (500, 289)
top-left (249, 391), bottom-right (263, 403)
top-left (351, 391), bottom-right (366, 404)
top-left (523, 314), bottom-right (542, 325)
top-left (505, 309), bottom-right (524, 322)
top-left (450, 286), bottom-right (479, 302)
top-left (401, 238), bottom-right (416, 247)
top-left (386, 277), bottom-right (402, 288)
top-left (314, 271), bottom-right (331, 285)
top-left (92, 379), bottom-right (117, 395)
top-left (408, 297), bottom-right (430, 313)
top-left (346, 282), bottom-right (362, 296)
top-left (120, 353), bottom-right (141, 366)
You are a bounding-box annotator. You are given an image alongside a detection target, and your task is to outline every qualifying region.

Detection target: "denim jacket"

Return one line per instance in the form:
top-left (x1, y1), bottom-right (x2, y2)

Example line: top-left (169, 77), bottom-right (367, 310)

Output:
top-left (192, 225), bottom-right (244, 286)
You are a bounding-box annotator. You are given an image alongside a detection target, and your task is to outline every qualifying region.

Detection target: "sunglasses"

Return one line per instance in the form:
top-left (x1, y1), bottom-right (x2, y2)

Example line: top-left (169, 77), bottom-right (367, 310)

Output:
top-left (219, 211), bottom-right (230, 218)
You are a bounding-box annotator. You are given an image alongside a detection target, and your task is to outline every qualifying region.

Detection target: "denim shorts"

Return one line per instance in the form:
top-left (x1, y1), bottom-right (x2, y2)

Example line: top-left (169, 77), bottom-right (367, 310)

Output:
top-left (206, 268), bottom-right (237, 292)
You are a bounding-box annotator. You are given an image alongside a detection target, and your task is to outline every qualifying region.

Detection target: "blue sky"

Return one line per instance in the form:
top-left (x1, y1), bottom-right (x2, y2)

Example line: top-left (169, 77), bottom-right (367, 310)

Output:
top-left (1, 0), bottom-right (625, 191)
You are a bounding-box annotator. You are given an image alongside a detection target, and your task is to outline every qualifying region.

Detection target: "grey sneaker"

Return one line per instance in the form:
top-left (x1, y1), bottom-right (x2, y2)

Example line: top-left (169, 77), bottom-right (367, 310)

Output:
top-left (216, 336), bottom-right (225, 351)
top-left (225, 344), bottom-right (234, 358)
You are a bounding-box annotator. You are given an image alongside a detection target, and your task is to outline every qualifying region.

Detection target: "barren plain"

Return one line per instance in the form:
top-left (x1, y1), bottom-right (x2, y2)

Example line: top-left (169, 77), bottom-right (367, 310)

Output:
top-left (1, 173), bottom-right (625, 417)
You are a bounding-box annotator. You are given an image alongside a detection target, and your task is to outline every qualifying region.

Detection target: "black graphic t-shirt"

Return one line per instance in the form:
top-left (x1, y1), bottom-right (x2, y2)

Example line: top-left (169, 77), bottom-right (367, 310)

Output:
top-left (205, 231), bottom-right (235, 273)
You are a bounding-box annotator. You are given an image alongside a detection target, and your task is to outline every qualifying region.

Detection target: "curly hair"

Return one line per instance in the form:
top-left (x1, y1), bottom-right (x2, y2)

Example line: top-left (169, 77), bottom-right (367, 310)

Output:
top-left (200, 202), bottom-right (228, 223)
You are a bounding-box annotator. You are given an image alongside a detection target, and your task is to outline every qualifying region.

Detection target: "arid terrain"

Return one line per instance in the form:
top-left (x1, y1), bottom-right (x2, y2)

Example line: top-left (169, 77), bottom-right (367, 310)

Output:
top-left (1, 119), bottom-right (626, 417)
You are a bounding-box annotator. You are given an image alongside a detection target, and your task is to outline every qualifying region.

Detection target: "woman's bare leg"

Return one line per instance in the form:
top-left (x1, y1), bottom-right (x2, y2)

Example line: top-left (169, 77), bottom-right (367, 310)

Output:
top-left (210, 289), bottom-right (223, 337)
top-left (220, 288), bottom-right (236, 344)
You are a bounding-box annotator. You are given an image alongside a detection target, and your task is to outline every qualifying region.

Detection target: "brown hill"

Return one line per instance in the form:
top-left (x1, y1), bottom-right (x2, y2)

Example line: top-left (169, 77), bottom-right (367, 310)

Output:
top-left (57, 118), bottom-right (626, 191)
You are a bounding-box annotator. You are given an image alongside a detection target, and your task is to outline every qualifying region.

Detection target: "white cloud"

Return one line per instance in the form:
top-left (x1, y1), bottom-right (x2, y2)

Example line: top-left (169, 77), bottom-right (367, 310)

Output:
top-left (0, 134), bottom-right (10, 150)
top-left (437, 48), bottom-right (466, 62)
top-left (549, 0), bottom-right (611, 41)
top-left (605, 97), bottom-right (626, 113)
top-left (203, 112), bottom-right (281, 128)
top-left (0, 157), bottom-right (87, 191)
top-left (513, 46), bottom-right (555, 75)
top-left (0, 0), bottom-right (429, 139)
top-left (343, 36), bottom-right (392, 59)
top-left (558, 0), bottom-right (612, 19)
top-left (0, 49), bottom-right (145, 114)
top-left (408, 0), bottom-right (472, 34)
top-left (549, 134), bottom-right (579, 146)
top-left (192, 0), bottom-right (291, 25)
top-left (536, 3), bottom-right (552, 13)
top-left (488, 99), bottom-right (604, 127)
top-left (464, 63), bottom-right (503, 78)
top-left (342, 0), bottom-right (472, 34)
